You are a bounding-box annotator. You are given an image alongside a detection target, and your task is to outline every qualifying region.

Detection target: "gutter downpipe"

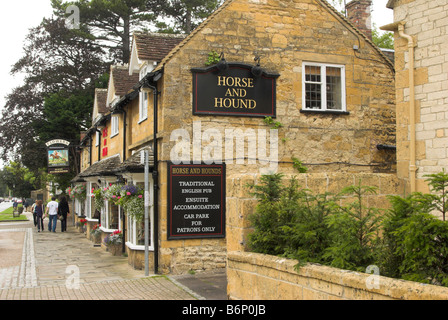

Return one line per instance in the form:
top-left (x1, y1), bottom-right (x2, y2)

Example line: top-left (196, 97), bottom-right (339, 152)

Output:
top-left (381, 21), bottom-right (416, 193)
top-left (89, 135), bottom-right (93, 166)
top-left (398, 22), bottom-right (416, 193)
top-left (145, 79), bottom-right (159, 275)
top-left (122, 109), bottom-right (127, 162)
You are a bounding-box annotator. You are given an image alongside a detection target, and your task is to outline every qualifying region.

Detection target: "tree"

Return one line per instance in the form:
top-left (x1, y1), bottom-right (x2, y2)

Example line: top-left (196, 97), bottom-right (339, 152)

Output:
top-left (424, 170), bottom-right (448, 221)
top-left (372, 24), bottom-right (394, 49)
top-left (157, 0), bottom-right (223, 34)
top-left (0, 162), bottom-right (38, 199)
top-left (51, 0), bottom-right (164, 63)
top-left (0, 17), bottom-right (108, 166)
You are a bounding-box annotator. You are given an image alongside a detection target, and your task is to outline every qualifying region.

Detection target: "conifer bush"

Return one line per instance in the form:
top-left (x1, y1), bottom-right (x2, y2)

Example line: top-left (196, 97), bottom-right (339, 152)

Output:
top-left (247, 171), bottom-right (448, 287)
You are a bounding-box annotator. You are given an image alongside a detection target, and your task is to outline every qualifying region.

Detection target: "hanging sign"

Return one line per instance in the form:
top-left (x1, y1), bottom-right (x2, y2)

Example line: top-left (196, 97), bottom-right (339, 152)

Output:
top-left (46, 139), bottom-right (70, 174)
top-left (167, 162), bottom-right (226, 240)
top-left (191, 63), bottom-right (279, 117)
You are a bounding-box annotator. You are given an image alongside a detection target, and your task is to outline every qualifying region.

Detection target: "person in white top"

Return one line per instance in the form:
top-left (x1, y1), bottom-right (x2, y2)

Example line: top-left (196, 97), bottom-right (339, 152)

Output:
top-left (46, 196), bottom-right (59, 232)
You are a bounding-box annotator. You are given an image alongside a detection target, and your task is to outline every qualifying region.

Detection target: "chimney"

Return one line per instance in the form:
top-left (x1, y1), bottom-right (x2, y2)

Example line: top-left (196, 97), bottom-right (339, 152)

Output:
top-left (345, 0), bottom-right (372, 40)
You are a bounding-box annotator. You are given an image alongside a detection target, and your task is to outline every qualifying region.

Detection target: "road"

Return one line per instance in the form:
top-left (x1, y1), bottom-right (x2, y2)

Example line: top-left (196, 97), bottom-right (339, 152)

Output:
top-left (0, 201), bottom-right (12, 212)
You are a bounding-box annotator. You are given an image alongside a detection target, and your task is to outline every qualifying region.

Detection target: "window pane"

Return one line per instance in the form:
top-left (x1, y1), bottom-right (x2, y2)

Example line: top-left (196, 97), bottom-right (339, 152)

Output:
top-left (305, 65), bottom-right (321, 82)
top-left (326, 67), bottom-right (342, 110)
top-left (136, 220), bottom-right (145, 246)
top-left (305, 83), bottom-right (322, 109)
top-left (109, 204), bottom-right (119, 229)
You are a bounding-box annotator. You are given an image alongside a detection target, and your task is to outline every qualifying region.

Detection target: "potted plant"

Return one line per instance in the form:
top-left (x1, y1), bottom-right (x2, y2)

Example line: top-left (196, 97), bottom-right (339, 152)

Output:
top-left (90, 224), bottom-right (102, 245)
top-left (103, 230), bottom-right (123, 256)
top-left (77, 218), bottom-right (87, 233)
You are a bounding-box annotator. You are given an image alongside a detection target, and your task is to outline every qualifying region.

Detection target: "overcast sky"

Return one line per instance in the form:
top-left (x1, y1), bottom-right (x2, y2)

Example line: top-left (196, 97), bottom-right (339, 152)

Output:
top-left (0, 0), bottom-right (394, 167)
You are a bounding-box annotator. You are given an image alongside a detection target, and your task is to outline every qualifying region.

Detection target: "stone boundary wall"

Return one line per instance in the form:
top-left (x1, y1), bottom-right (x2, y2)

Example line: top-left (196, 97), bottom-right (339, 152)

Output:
top-left (227, 251), bottom-right (448, 300)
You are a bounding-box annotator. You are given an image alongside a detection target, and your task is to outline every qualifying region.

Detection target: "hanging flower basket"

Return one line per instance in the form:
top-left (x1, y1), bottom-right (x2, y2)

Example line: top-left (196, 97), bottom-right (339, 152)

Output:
top-left (92, 188), bottom-right (105, 210)
top-left (119, 184), bottom-right (145, 222)
top-left (103, 184), bottom-right (124, 205)
top-left (72, 184), bottom-right (87, 202)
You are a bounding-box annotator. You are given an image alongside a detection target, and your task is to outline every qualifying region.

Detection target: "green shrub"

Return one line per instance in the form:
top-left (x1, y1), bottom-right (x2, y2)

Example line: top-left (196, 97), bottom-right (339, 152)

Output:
top-left (378, 193), bottom-right (435, 278)
top-left (324, 184), bottom-right (383, 272)
top-left (394, 211), bottom-right (448, 286)
top-left (247, 172), bottom-right (448, 287)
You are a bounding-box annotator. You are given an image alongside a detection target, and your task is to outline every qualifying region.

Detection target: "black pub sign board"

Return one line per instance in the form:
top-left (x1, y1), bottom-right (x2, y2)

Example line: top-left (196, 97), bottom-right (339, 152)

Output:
top-left (167, 162), bottom-right (226, 240)
top-left (192, 63), bottom-right (279, 117)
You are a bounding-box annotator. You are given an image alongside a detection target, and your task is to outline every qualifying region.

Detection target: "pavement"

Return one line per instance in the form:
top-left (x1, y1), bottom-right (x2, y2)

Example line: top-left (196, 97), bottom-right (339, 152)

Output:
top-left (0, 210), bottom-right (228, 300)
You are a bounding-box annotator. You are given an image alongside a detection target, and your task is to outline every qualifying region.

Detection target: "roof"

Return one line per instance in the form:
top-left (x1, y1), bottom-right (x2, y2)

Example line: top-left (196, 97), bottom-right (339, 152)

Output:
top-left (154, 0), bottom-right (394, 72)
top-left (113, 147), bottom-right (154, 173)
top-left (133, 32), bottom-right (186, 62)
top-left (71, 174), bottom-right (85, 183)
top-left (110, 65), bottom-right (140, 97)
top-left (78, 155), bottom-right (121, 178)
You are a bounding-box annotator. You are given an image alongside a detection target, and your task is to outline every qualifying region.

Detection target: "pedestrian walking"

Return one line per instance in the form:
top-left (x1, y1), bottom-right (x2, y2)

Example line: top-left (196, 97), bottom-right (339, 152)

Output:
top-left (46, 196), bottom-right (59, 232)
top-left (31, 200), bottom-right (38, 227)
top-left (35, 200), bottom-right (45, 232)
top-left (57, 196), bottom-right (70, 232)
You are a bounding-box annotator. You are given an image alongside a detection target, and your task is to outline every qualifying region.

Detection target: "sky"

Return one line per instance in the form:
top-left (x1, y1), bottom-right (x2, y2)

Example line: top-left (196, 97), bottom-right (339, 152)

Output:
top-left (0, 0), bottom-right (394, 167)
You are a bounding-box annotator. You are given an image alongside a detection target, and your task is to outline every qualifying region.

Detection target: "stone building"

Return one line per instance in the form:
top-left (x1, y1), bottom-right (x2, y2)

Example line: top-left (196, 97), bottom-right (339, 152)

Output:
top-left (382, 0), bottom-right (448, 199)
top-left (74, 0), bottom-right (400, 275)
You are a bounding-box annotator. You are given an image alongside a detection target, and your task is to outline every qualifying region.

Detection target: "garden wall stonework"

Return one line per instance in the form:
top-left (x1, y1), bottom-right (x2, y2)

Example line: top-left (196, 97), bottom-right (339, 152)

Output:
top-left (227, 251), bottom-right (448, 300)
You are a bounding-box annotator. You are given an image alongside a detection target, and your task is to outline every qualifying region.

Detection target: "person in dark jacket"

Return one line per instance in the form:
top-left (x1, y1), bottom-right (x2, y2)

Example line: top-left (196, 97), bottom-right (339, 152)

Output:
top-left (58, 196), bottom-right (70, 232)
top-left (35, 200), bottom-right (45, 232)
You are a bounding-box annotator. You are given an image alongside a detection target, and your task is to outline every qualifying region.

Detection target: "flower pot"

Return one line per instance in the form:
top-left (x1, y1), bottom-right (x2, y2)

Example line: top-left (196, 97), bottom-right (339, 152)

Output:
top-left (108, 244), bottom-right (122, 256)
top-left (91, 234), bottom-right (101, 245)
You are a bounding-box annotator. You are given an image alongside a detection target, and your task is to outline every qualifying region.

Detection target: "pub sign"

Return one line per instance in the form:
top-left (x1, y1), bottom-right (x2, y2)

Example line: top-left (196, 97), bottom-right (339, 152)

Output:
top-left (46, 139), bottom-right (70, 174)
top-left (192, 63), bottom-right (279, 117)
top-left (167, 162), bottom-right (226, 240)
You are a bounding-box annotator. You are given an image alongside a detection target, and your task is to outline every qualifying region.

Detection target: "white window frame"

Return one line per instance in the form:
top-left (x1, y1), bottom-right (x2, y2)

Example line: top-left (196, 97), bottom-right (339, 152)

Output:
top-left (139, 91), bottom-right (149, 122)
top-left (111, 115), bottom-right (119, 137)
top-left (139, 65), bottom-right (149, 123)
top-left (100, 200), bottom-right (122, 232)
top-left (125, 178), bottom-right (154, 251)
top-left (95, 131), bottom-right (100, 147)
top-left (302, 62), bottom-right (346, 112)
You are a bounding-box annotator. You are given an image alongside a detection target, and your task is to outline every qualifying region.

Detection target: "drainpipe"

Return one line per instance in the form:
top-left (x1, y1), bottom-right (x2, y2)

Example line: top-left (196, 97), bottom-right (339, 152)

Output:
top-left (398, 23), bottom-right (416, 193)
top-left (122, 109), bottom-right (127, 162)
top-left (89, 135), bottom-right (93, 166)
top-left (152, 85), bottom-right (159, 275)
top-left (381, 21), bottom-right (416, 193)
top-left (145, 81), bottom-right (159, 275)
